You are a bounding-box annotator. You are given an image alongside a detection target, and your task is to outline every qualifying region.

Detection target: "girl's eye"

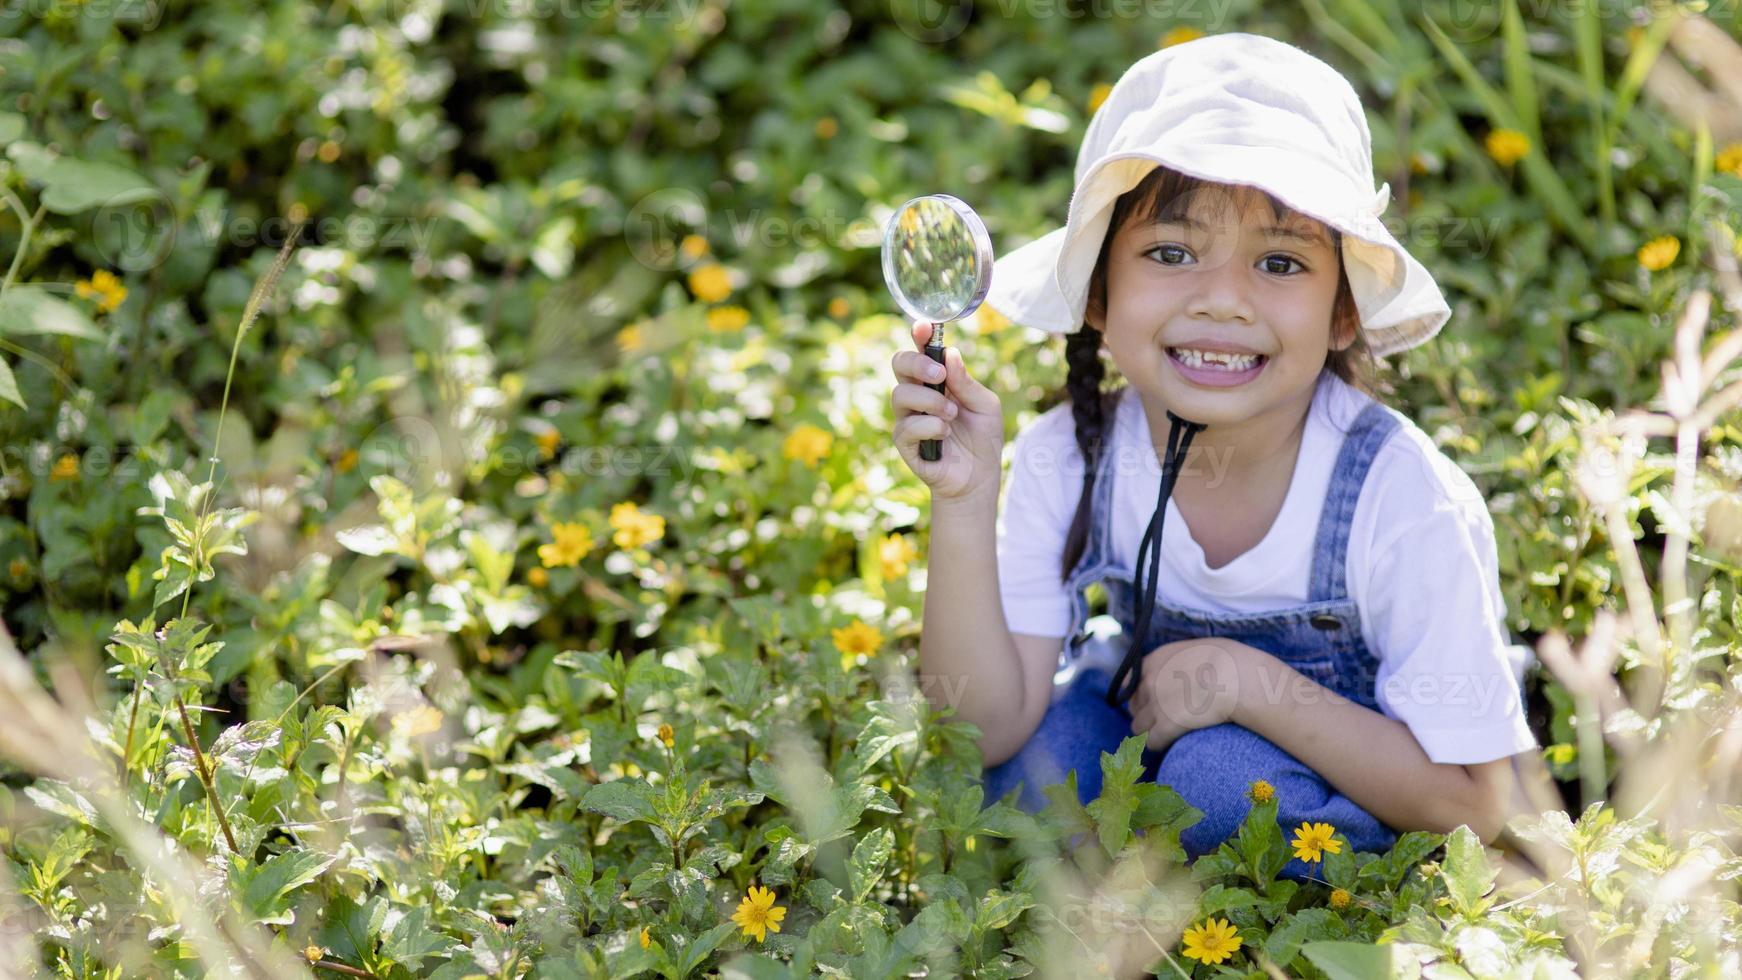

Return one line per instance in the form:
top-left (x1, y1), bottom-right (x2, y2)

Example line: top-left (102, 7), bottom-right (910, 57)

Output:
top-left (1261, 255), bottom-right (1305, 275)
top-left (1146, 244), bottom-right (1192, 265)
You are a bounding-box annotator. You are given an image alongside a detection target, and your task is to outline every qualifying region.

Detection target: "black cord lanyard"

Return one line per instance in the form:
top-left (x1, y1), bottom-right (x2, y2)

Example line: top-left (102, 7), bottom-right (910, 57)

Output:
top-left (1105, 409), bottom-right (1206, 708)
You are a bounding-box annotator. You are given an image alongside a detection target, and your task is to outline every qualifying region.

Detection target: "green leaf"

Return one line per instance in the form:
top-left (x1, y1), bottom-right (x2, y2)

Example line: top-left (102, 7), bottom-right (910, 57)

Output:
top-left (381, 906), bottom-right (459, 971)
top-left (848, 826), bottom-right (893, 903)
top-left (581, 778), bottom-right (661, 824)
top-left (0, 285), bottom-right (102, 340)
top-left (1195, 884), bottom-right (1261, 918)
top-left (236, 849), bottom-right (336, 924)
top-left (674, 921), bottom-right (737, 978)
top-left (1085, 735), bottom-right (1146, 856)
top-left (1441, 826), bottom-right (1497, 918)
top-left (5, 143), bottom-right (159, 214)
top-left (1300, 940), bottom-right (1421, 980)
top-left (972, 887), bottom-right (1033, 933)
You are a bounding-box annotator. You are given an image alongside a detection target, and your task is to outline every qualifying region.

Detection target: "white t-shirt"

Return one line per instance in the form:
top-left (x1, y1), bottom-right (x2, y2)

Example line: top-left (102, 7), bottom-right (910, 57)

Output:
top-left (994, 369), bottom-right (1539, 766)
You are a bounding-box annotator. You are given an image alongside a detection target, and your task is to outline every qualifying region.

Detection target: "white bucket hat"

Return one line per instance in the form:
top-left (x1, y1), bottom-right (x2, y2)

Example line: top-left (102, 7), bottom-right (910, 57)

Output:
top-left (981, 32), bottom-right (1451, 358)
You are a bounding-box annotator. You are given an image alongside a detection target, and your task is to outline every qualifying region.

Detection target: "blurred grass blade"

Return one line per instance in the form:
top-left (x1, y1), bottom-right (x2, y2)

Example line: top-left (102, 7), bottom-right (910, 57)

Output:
top-left (1608, 9), bottom-right (1683, 149)
top-left (1691, 117), bottom-right (1713, 239)
top-left (1502, 0), bottom-right (1541, 143)
top-left (1574, 0), bottom-right (1615, 225)
top-left (1324, 0), bottom-right (1403, 55)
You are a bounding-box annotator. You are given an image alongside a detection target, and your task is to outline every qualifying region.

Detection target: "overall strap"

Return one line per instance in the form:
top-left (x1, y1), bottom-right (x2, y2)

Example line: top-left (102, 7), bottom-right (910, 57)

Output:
top-left (1066, 387), bottom-right (1126, 582)
top-left (1306, 400), bottom-right (1401, 603)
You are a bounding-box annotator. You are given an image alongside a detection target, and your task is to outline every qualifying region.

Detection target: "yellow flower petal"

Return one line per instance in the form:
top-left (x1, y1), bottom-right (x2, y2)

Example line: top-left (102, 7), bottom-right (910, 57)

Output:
top-left (1637, 235), bottom-right (1680, 272)
top-left (687, 263), bottom-right (733, 303)
top-left (1485, 129), bottom-right (1530, 167)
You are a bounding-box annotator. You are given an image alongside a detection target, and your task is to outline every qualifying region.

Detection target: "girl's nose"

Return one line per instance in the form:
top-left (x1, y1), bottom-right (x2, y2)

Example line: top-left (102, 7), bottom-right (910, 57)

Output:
top-left (1185, 252), bottom-right (1256, 324)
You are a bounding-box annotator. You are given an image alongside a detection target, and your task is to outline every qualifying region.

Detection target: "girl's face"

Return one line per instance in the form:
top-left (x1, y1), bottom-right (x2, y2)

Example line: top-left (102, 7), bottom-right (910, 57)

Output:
top-left (1086, 181), bottom-right (1353, 430)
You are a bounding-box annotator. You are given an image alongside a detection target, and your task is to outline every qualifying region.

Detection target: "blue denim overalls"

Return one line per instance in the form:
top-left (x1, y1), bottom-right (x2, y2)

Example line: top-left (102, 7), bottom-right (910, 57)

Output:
top-left (981, 390), bottom-right (1403, 881)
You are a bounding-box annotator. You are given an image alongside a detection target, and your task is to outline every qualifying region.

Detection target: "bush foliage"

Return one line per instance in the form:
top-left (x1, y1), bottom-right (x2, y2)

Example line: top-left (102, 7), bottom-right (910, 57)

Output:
top-left (0, 0), bottom-right (1740, 977)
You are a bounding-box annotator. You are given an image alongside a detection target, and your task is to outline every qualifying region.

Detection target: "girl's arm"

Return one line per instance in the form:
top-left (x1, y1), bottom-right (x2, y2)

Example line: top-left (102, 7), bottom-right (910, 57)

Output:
top-left (917, 489), bottom-right (1060, 768)
top-left (1227, 644), bottom-right (1517, 841)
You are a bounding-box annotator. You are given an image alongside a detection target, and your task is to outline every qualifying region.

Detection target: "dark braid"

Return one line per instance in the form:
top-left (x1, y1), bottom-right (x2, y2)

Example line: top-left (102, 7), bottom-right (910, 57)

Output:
top-left (1059, 324), bottom-right (1116, 583)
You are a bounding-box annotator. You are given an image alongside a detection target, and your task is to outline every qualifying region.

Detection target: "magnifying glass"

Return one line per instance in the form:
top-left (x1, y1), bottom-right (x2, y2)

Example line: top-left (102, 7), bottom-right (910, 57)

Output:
top-left (881, 194), bottom-right (994, 461)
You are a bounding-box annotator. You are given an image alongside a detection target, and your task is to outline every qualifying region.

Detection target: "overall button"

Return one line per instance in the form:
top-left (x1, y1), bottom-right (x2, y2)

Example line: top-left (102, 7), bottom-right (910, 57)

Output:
top-left (1309, 613), bottom-right (1342, 631)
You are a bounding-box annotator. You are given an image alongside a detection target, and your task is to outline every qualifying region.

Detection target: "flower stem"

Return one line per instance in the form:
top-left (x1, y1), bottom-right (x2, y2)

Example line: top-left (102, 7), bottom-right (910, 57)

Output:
top-left (176, 696), bottom-right (239, 854)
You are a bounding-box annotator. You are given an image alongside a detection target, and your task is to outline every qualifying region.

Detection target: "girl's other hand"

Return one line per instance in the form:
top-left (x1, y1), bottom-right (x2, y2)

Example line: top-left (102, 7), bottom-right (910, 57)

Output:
top-left (1129, 638), bottom-right (1248, 754)
top-left (889, 319), bottom-right (1004, 504)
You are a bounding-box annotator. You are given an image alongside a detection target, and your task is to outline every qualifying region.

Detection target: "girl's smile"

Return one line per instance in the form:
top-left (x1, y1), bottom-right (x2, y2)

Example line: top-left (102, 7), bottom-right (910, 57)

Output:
top-left (1164, 344), bottom-right (1269, 387)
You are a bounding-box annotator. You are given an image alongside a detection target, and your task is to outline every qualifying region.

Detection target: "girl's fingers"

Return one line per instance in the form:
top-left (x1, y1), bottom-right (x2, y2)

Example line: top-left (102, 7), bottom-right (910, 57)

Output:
top-left (892, 350), bottom-right (947, 385)
top-left (912, 319), bottom-right (937, 350)
top-left (893, 413), bottom-right (949, 449)
top-left (891, 382), bottom-right (956, 419)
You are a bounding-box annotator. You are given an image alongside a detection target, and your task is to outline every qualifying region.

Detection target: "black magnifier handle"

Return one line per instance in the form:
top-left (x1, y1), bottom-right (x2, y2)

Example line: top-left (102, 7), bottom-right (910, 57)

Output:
top-left (920, 325), bottom-right (947, 461)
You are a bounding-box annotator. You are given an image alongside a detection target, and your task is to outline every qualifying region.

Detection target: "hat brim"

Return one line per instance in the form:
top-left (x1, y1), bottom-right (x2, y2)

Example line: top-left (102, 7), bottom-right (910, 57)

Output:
top-left (983, 153), bottom-right (1451, 359)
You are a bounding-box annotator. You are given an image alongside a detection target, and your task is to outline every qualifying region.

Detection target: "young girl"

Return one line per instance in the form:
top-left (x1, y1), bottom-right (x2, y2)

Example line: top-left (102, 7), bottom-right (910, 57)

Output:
top-left (888, 33), bottom-right (1537, 880)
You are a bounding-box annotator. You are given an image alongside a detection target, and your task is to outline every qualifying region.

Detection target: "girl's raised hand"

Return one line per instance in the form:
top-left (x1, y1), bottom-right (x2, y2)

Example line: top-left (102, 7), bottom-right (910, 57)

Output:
top-left (889, 319), bottom-right (1003, 504)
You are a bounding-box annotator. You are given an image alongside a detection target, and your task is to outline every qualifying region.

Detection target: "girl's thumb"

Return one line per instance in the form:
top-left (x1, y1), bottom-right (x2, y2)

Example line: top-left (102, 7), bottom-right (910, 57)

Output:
top-left (943, 347), bottom-right (997, 412)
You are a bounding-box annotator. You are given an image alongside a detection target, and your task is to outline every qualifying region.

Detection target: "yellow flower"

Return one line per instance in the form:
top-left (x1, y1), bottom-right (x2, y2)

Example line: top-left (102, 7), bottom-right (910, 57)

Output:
top-left (1638, 235), bottom-right (1680, 272)
top-left (815, 116), bottom-right (838, 139)
top-left (335, 448), bottom-right (359, 474)
top-left (679, 234), bottom-right (709, 259)
top-left (1180, 917), bottom-right (1241, 965)
top-left (1409, 151), bottom-right (1432, 176)
top-left (706, 305), bottom-right (751, 333)
top-left (639, 926), bottom-right (652, 949)
top-left (616, 322), bottom-right (645, 353)
top-left (783, 423), bottom-right (834, 468)
top-left (539, 522), bottom-right (595, 568)
top-left (609, 501), bottom-right (665, 550)
top-left (49, 454), bottom-right (79, 482)
top-left (303, 945), bottom-right (325, 963)
top-left (1246, 779), bottom-right (1275, 805)
top-left (1485, 128), bottom-right (1530, 167)
top-left (657, 723), bottom-right (674, 748)
top-left (1159, 25), bottom-right (1204, 47)
top-left (1291, 821), bottom-right (1343, 863)
top-left (687, 262), bottom-right (733, 303)
top-left (7, 559), bottom-right (26, 582)
top-left (527, 567), bottom-right (549, 588)
top-left (534, 428), bottom-right (560, 460)
top-left (74, 269), bottom-right (127, 313)
top-left (878, 533), bottom-right (919, 580)
top-left (1329, 888), bottom-right (1352, 910)
top-left (827, 296), bottom-right (850, 319)
top-left (833, 619), bottom-right (884, 669)
top-left (730, 884), bottom-right (787, 942)
top-left (391, 705), bottom-right (444, 739)
top-left (1087, 82), bottom-right (1113, 114)
top-left (1718, 142), bottom-right (1742, 178)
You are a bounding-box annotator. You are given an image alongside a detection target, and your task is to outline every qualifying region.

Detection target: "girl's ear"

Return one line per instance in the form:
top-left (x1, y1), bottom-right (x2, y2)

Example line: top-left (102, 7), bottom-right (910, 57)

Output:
top-left (1085, 280), bottom-right (1109, 335)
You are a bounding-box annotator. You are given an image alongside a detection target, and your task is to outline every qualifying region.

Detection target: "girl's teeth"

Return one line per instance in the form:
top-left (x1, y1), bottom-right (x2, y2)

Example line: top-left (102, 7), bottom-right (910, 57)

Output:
top-left (1171, 348), bottom-right (1261, 371)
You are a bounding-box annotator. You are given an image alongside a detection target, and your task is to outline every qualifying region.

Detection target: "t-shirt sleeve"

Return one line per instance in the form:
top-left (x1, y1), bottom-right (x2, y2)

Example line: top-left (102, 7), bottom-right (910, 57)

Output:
top-left (995, 412), bottom-right (1079, 639)
top-left (1362, 469), bottom-right (1540, 766)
